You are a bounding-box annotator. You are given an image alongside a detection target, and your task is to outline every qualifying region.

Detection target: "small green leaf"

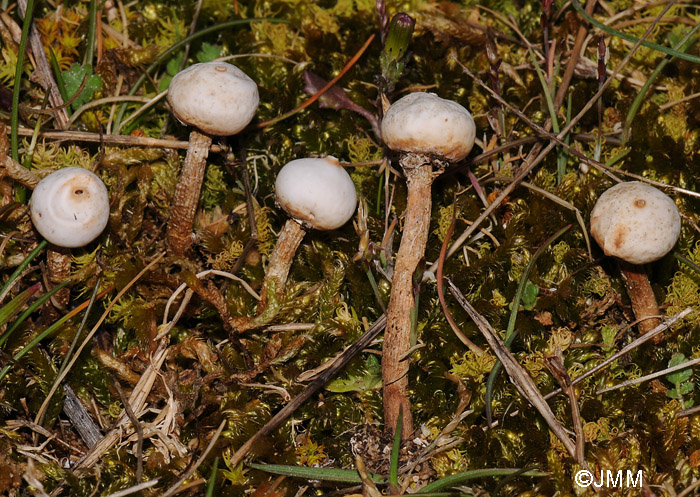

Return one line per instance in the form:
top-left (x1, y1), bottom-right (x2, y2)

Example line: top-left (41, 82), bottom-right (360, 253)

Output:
top-left (326, 354), bottom-right (381, 393)
top-left (166, 53), bottom-right (183, 76)
top-left (521, 280), bottom-right (539, 310)
top-left (667, 353), bottom-right (693, 385)
top-left (509, 280), bottom-right (539, 311)
top-left (197, 42), bottom-right (222, 62)
top-left (62, 63), bottom-right (102, 111)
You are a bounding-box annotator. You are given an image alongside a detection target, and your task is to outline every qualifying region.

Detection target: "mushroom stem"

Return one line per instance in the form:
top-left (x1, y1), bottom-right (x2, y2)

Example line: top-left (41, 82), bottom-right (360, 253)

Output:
top-left (47, 247), bottom-right (70, 310)
top-left (257, 218), bottom-right (306, 312)
top-left (617, 260), bottom-right (662, 336)
top-left (383, 154), bottom-right (434, 439)
top-left (166, 130), bottom-right (212, 256)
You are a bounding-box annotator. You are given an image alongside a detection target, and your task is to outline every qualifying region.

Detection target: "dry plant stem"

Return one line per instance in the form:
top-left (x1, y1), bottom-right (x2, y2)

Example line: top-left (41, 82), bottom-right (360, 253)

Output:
top-left (166, 130), bottom-right (211, 255)
top-left (17, 0), bottom-right (69, 129)
top-left (383, 153), bottom-right (434, 439)
top-left (257, 218), bottom-right (305, 312)
top-left (617, 260), bottom-right (662, 336)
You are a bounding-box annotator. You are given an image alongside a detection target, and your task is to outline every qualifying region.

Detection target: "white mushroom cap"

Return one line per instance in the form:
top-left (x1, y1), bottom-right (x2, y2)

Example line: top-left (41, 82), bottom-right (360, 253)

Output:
top-left (275, 157), bottom-right (357, 230)
top-left (380, 92), bottom-right (476, 161)
top-left (30, 167), bottom-right (110, 248)
top-left (167, 62), bottom-right (259, 136)
top-left (590, 181), bottom-right (680, 265)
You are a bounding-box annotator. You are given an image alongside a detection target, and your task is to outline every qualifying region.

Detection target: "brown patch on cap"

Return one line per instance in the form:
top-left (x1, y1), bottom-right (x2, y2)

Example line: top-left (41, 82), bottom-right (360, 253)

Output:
top-left (634, 199), bottom-right (646, 208)
top-left (611, 226), bottom-right (628, 251)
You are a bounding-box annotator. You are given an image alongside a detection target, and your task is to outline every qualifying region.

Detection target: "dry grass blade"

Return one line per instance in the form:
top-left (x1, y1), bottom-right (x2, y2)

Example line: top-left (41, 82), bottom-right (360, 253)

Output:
top-left (446, 279), bottom-right (577, 459)
top-left (597, 356), bottom-right (700, 395)
top-left (103, 479), bottom-right (159, 497)
top-left (78, 341), bottom-right (169, 468)
top-left (17, 0), bottom-right (69, 128)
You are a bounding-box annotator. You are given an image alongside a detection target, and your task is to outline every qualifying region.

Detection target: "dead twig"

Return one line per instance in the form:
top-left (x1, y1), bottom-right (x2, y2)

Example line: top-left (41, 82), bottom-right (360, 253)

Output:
top-left (62, 384), bottom-right (102, 449)
top-left (13, 126), bottom-right (215, 151)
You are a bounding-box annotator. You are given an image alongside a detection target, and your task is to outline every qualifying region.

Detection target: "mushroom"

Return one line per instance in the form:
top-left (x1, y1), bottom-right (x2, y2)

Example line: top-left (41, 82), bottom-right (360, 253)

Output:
top-left (29, 166), bottom-right (111, 310)
top-left (380, 92), bottom-right (476, 438)
top-left (590, 181), bottom-right (681, 335)
top-left (165, 61), bottom-right (259, 255)
top-left (258, 156), bottom-right (357, 312)
top-left (30, 166), bottom-right (110, 248)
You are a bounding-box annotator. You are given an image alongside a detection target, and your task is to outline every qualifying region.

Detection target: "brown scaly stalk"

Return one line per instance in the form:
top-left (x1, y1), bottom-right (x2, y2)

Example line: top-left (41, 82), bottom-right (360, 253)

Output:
top-left (256, 157), bottom-right (356, 316)
top-left (256, 219), bottom-right (306, 312)
top-left (380, 92), bottom-right (476, 439)
top-left (165, 130), bottom-right (211, 255)
top-left (164, 61), bottom-right (259, 255)
top-left (382, 155), bottom-right (436, 439)
top-left (618, 261), bottom-right (661, 336)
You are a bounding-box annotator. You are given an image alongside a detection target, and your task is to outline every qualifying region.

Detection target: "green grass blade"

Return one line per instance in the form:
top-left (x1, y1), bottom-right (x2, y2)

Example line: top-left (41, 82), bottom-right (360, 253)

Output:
top-left (0, 279), bottom-right (71, 348)
top-left (11, 0), bottom-right (36, 162)
top-left (84, 0), bottom-right (97, 67)
top-left (248, 463), bottom-right (384, 484)
top-left (622, 22), bottom-right (700, 145)
top-left (49, 49), bottom-right (70, 104)
top-left (0, 282), bottom-right (40, 329)
top-left (570, 0), bottom-right (700, 64)
top-left (418, 468), bottom-right (547, 493)
top-left (0, 298), bottom-right (79, 382)
top-left (528, 48), bottom-right (559, 134)
top-left (0, 240), bottom-right (48, 302)
top-left (557, 92), bottom-right (572, 183)
top-left (205, 457), bottom-right (218, 497)
top-left (485, 225), bottom-right (571, 423)
top-left (390, 406), bottom-right (402, 487)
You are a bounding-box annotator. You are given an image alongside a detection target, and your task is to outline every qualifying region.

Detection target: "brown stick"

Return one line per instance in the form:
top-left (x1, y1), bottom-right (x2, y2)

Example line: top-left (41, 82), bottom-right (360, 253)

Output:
top-left (617, 260), bottom-right (662, 336)
top-left (383, 154), bottom-right (433, 439)
top-left (17, 0), bottom-right (69, 129)
top-left (166, 130), bottom-right (211, 255)
top-left (257, 218), bottom-right (306, 312)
